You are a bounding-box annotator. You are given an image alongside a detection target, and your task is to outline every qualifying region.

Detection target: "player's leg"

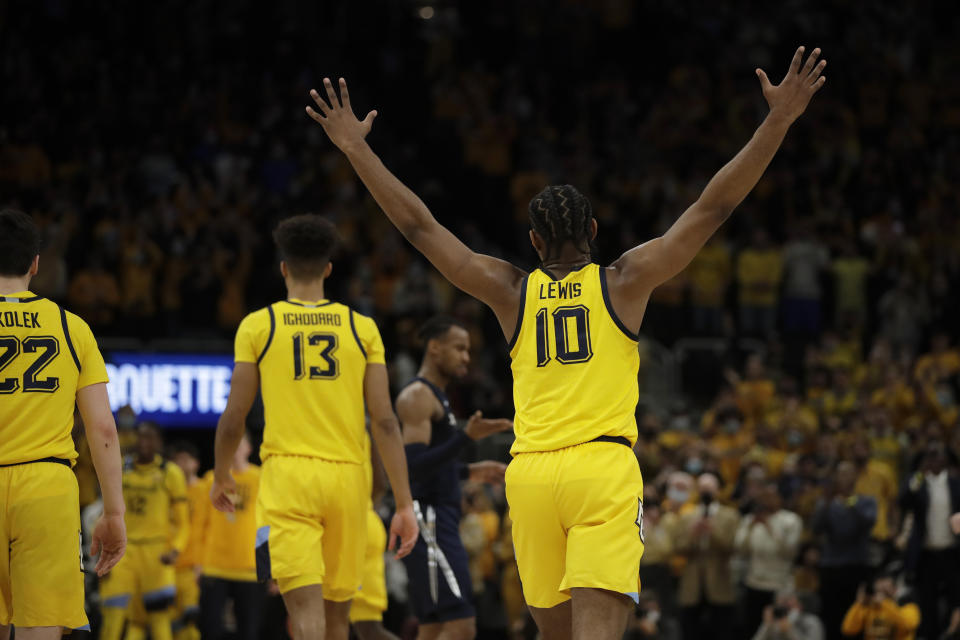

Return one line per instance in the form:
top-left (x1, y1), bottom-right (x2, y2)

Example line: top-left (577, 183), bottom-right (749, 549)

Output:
top-left (281, 584), bottom-right (325, 640)
top-left (6, 464), bottom-right (90, 633)
top-left (435, 617), bottom-right (477, 640)
top-left (556, 442), bottom-right (644, 640)
top-left (527, 601), bottom-right (572, 640)
top-left (173, 567), bottom-right (200, 640)
top-left (323, 599), bottom-right (353, 640)
top-left (354, 620), bottom-right (401, 640)
top-left (4, 628), bottom-right (62, 640)
top-left (570, 588), bottom-right (632, 640)
top-left (259, 457), bottom-right (334, 640)
top-left (505, 451), bottom-right (572, 639)
top-left (414, 622), bottom-right (446, 640)
top-left (141, 545), bottom-right (177, 640)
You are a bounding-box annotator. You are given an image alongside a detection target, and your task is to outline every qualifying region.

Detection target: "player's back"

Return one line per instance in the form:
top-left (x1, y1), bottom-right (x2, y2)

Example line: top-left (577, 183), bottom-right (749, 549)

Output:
top-left (0, 291), bottom-right (107, 466)
top-left (509, 264), bottom-right (640, 454)
top-left (234, 298), bottom-right (385, 464)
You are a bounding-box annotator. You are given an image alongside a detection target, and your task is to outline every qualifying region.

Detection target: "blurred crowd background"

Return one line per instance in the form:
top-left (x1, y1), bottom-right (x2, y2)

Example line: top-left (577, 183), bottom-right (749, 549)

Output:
top-left (3, 0), bottom-right (960, 638)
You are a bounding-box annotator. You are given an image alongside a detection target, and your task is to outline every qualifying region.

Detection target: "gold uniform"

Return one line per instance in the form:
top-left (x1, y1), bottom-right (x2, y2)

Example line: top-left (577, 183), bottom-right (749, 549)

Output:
top-left (198, 466), bottom-right (260, 581)
top-left (100, 457), bottom-right (189, 613)
top-left (505, 264), bottom-right (645, 608)
top-left (173, 479), bottom-right (208, 635)
top-left (235, 298), bottom-right (385, 598)
top-left (0, 291), bottom-right (109, 631)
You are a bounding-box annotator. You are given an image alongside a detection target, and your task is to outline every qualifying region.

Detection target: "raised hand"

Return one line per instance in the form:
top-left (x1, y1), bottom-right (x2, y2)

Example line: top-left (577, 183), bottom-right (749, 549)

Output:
top-left (756, 46), bottom-right (827, 123)
top-left (464, 411), bottom-right (514, 441)
top-left (91, 513), bottom-right (127, 576)
top-left (306, 77), bottom-right (378, 151)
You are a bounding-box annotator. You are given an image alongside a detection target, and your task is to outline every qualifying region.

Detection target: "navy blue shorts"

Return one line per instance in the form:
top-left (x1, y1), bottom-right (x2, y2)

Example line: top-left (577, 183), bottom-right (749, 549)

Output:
top-left (402, 502), bottom-right (475, 624)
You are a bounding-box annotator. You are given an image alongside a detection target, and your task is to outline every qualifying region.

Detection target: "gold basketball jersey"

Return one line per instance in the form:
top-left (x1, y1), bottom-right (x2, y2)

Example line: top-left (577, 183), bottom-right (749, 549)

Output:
top-left (0, 291), bottom-right (108, 466)
top-left (234, 298), bottom-right (385, 464)
top-left (508, 264), bottom-right (640, 454)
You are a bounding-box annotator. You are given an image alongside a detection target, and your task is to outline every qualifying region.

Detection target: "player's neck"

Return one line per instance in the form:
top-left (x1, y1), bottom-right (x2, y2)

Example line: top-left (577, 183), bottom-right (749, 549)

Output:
top-left (541, 248), bottom-right (591, 276)
top-left (285, 279), bottom-right (326, 304)
top-left (418, 363), bottom-right (449, 391)
top-left (0, 274), bottom-right (31, 295)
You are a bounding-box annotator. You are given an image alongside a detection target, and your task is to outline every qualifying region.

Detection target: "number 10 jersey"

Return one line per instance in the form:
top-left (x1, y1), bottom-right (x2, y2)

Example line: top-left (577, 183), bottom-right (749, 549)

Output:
top-left (0, 291), bottom-right (109, 466)
top-left (234, 298), bottom-right (385, 464)
top-left (508, 264), bottom-right (640, 455)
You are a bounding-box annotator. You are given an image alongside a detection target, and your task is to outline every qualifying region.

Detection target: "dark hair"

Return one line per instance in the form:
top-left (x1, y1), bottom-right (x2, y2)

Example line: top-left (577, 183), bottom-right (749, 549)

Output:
top-left (0, 209), bottom-right (41, 276)
top-left (170, 440), bottom-right (199, 460)
top-left (417, 316), bottom-right (466, 345)
top-left (528, 185), bottom-right (593, 259)
top-left (272, 214), bottom-right (340, 280)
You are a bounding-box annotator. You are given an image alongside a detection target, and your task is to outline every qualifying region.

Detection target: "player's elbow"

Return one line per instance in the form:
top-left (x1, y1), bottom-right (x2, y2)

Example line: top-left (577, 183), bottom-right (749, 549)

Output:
top-left (87, 418), bottom-right (120, 447)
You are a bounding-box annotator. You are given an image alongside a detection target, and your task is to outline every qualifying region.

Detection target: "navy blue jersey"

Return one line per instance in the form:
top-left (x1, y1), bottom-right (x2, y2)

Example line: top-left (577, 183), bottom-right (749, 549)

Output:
top-left (405, 377), bottom-right (464, 508)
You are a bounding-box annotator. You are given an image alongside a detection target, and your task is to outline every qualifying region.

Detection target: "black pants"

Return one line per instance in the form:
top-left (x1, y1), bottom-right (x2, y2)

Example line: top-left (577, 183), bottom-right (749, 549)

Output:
top-left (680, 602), bottom-right (733, 640)
top-left (917, 547), bottom-right (960, 640)
top-left (819, 564), bottom-right (869, 640)
top-left (199, 576), bottom-right (265, 640)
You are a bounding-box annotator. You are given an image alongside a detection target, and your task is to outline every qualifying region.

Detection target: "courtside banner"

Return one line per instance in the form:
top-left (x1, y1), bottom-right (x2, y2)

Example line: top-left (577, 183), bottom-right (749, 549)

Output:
top-left (105, 352), bottom-right (233, 427)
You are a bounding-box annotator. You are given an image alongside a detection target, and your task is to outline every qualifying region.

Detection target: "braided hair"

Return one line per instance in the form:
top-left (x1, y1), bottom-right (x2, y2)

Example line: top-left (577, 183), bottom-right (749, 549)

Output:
top-left (528, 185), bottom-right (594, 260)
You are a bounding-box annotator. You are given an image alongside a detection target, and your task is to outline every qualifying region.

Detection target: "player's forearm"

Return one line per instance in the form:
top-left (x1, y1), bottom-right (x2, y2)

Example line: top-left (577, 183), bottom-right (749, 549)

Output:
top-left (696, 114), bottom-right (792, 219)
top-left (341, 141), bottom-right (438, 242)
top-left (370, 415), bottom-right (414, 508)
top-left (86, 421), bottom-right (125, 517)
top-left (213, 412), bottom-right (244, 480)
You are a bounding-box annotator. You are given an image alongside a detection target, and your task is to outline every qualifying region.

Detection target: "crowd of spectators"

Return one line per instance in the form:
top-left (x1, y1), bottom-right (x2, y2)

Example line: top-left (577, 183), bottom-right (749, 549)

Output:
top-left (5, 0), bottom-right (960, 639)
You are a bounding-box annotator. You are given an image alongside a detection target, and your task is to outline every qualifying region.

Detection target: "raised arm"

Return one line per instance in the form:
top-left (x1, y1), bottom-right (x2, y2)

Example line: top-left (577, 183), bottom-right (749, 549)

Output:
top-left (306, 79), bottom-right (526, 336)
top-left (607, 46), bottom-right (827, 327)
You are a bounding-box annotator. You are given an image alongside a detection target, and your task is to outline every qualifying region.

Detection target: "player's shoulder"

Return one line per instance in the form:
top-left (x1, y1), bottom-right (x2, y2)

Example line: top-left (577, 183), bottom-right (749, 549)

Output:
top-left (238, 304), bottom-right (276, 328)
top-left (396, 379), bottom-right (437, 409)
top-left (165, 459), bottom-right (187, 481)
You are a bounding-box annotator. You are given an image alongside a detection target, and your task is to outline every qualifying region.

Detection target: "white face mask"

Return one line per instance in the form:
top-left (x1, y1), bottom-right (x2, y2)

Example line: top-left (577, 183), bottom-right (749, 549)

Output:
top-left (667, 488), bottom-right (690, 505)
top-left (787, 609), bottom-right (800, 624)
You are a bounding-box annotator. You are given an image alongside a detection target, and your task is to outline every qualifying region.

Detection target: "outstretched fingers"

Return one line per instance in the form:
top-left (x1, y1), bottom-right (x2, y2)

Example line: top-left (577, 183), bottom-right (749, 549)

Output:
top-left (808, 59), bottom-right (827, 85)
top-left (323, 77), bottom-right (341, 110)
top-left (338, 78), bottom-right (352, 111)
top-left (307, 88), bottom-right (330, 122)
top-left (800, 48), bottom-right (821, 77)
top-left (786, 46), bottom-right (805, 78)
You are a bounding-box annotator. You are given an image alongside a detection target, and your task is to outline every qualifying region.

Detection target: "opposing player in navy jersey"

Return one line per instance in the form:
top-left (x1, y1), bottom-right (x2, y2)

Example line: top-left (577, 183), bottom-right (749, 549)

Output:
top-left (396, 317), bottom-right (511, 640)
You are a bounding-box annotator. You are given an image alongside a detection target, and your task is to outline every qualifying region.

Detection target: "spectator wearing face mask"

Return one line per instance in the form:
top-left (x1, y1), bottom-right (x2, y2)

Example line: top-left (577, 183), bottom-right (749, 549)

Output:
top-left (675, 473), bottom-right (740, 640)
top-left (841, 574), bottom-right (920, 640)
top-left (812, 461), bottom-right (878, 640)
top-left (639, 487), bottom-right (678, 619)
top-left (752, 588), bottom-right (825, 640)
top-left (736, 483), bottom-right (804, 631)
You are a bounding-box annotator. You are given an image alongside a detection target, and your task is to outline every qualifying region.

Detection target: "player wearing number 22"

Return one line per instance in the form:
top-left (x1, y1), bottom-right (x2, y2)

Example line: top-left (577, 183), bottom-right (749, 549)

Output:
top-left (0, 210), bottom-right (126, 639)
top-left (309, 43), bottom-right (827, 639)
top-left (211, 214), bottom-right (418, 640)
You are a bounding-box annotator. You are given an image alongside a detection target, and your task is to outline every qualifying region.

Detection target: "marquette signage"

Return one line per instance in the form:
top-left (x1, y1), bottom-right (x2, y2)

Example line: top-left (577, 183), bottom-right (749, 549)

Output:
top-left (105, 352), bottom-right (234, 427)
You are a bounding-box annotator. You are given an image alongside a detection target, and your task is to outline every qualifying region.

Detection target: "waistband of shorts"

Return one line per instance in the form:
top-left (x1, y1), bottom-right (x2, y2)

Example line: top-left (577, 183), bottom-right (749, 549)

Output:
top-left (0, 456), bottom-right (72, 468)
top-left (588, 435), bottom-right (632, 448)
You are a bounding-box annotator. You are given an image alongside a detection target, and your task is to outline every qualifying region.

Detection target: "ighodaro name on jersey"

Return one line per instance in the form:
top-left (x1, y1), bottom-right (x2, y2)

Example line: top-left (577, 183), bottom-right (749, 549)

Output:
top-left (0, 311), bottom-right (41, 328)
top-left (538, 282), bottom-right (582, 300)
top-left (281, 312), bottom-right (342, 327)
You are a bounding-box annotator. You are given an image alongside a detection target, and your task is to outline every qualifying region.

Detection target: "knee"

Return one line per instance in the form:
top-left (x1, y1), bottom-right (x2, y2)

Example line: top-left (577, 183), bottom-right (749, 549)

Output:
top-left (288, 612), bottom-right (325, 640)
top-left (449, 619), bottom-right (477, 640)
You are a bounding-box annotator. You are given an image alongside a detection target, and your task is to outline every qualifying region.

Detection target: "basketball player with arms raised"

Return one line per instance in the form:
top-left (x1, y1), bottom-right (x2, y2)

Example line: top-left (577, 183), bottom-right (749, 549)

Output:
top-left (211, 215), bottom-right (418, 640)
top-left (307, 47), bottom-right (827, 640)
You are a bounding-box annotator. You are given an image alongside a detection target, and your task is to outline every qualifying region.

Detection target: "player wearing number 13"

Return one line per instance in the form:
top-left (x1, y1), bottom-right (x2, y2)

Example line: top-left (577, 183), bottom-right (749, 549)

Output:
top-left (211, 214), bottom-right (418, 640)
top-left (308, 44), bottom-right (827, 640)
top-left (0, 210), bottom-right (126, 639)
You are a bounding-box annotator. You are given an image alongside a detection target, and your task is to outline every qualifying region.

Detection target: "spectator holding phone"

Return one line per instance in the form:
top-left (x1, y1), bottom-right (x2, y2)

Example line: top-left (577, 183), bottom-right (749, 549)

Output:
top-left (841, 574), bottom-right (920, 640)
top-left (753, 588), bottom-right (825, 640)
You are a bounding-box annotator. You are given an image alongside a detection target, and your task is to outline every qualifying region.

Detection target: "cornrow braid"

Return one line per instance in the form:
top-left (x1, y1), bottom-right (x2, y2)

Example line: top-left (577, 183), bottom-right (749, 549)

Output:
top-left (528, 185), bottom-right (594, 260)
